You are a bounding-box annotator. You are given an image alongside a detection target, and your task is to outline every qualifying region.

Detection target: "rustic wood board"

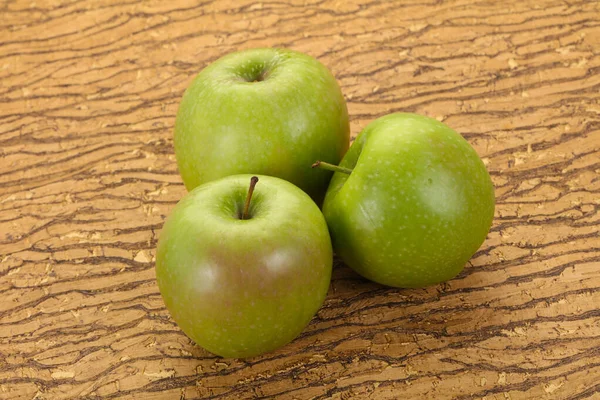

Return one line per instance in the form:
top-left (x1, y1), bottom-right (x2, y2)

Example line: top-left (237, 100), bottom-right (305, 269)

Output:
top-left (1, 0), bottom-right (600, 399)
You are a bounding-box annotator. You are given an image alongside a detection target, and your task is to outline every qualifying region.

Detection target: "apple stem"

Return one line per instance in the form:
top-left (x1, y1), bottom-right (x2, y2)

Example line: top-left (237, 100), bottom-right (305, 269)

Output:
top-left (241, 176), bottom-right (259, 220)
top-left (312, 161), bottom-right (353, 175)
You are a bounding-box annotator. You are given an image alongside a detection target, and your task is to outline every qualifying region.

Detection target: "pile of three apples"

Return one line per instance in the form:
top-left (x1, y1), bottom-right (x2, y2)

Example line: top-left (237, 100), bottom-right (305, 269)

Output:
top-left (155, 49), bottom-right (495, 359)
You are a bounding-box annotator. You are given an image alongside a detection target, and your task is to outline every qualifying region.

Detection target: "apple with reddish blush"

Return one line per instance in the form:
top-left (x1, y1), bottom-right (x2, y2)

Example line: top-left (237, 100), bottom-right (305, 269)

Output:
top-left (155, 175), bottom-right (332, 358)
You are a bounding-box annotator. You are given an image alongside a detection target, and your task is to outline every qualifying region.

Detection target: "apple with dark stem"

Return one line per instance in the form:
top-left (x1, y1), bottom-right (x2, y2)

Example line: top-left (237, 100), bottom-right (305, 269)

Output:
top-left (155, 175), bottom-right (333, 358)
top-left (314, 113), bottom-right (495, 288)
top-left (174, 48), bottom-right (350, 204)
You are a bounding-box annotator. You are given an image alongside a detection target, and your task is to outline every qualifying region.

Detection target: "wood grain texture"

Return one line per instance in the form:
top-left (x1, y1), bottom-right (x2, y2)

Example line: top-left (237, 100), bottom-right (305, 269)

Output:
top-left (1, 0), bottom-right (599, 399)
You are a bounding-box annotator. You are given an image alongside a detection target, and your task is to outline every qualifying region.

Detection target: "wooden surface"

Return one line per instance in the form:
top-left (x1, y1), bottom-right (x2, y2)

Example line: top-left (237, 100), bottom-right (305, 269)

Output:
top-left (1, 0), bottom-right (600, 399)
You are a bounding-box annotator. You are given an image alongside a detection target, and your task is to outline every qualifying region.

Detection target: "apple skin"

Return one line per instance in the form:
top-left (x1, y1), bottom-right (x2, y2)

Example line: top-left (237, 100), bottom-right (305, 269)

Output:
top-left (322, 113), bottom-right (495, 288)
top-left (155, 175), bottom-right (332, 358)
top-left (174, 48), bottom-right (350, 204)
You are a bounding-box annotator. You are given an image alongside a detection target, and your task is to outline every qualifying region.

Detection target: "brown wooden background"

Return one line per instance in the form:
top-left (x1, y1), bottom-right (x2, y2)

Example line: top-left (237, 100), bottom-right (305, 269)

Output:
top-left (2, 0), bottom-right (600, 399)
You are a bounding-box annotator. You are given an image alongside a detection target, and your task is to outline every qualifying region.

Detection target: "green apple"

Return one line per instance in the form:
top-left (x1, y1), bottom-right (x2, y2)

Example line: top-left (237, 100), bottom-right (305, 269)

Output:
top-left (318, 113), bottom-right (495, 288)
top-left (155, 175), bottom-right (332, 358)
top-left (174, 48), bottom-right (350, 204)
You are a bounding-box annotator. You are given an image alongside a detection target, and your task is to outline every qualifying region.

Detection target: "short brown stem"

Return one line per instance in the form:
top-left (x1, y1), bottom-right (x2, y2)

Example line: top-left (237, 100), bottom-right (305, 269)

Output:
top-left (241, 176), bottom-right (259, 220)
